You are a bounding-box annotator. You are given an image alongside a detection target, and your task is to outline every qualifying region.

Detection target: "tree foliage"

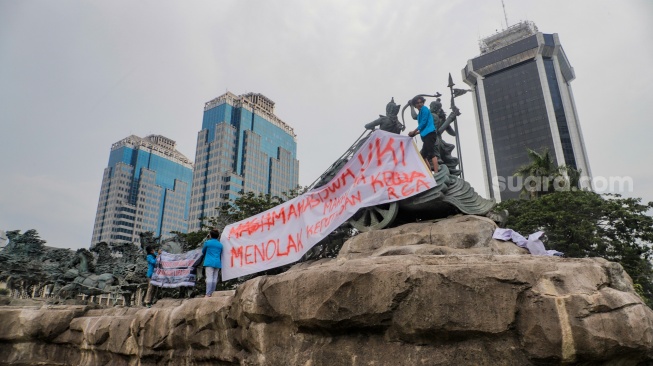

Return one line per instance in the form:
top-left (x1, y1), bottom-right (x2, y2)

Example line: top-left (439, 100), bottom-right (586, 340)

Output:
top-left (210, 191), bottom-right (286, 231)
top-left (170, 230), bottom-right (209, 251)
top-left (0, 230), bottom-right (47, 285)
top-left (497, 191), bottom-right (653, 305)
top-left (4, 229), bottom-right (46, 258)
top-left (513, 148), bottom-right (581, 198)
top-left (138, 231), bottom-right (161, 250)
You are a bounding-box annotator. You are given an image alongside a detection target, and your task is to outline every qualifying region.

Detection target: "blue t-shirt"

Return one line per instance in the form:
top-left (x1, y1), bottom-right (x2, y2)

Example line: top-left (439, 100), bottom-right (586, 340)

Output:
top-left (202, 238), bottom-right (223, 268)
top-left (146, 253), bottom-right (157, 278)
top-left (417, 105), bottom-right (436, 137)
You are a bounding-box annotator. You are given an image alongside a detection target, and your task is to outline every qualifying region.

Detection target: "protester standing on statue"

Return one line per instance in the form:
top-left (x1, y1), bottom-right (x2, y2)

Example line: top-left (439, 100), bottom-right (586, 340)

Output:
top-left (143, 246), bottom-right (161, 308)
top-left (203, 229), bottom-right (223, 298)
top-left (408, 95), bottom-right (439, 172)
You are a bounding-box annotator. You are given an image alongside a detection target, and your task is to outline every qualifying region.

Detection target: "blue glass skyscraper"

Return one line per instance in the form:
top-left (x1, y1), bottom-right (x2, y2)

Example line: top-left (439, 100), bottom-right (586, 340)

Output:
top-left (92, 135), bottom-right (193, 244)
top-left (189, 92), bottom-right (299, 231)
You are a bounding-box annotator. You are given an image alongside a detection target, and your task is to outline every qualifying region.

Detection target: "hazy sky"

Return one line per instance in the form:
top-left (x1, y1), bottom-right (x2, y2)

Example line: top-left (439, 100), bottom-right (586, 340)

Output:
top-left (1, 0), bottom-right (652, 250)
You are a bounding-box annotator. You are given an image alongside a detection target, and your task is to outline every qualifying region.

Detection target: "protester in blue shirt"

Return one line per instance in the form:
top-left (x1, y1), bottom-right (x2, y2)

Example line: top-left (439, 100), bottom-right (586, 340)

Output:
top-left (408, 95), bottom-right (439, 172)
top-left (203, 229), bottom-right (223, 298)
top-left (144, 246), bottom-right (161, 307)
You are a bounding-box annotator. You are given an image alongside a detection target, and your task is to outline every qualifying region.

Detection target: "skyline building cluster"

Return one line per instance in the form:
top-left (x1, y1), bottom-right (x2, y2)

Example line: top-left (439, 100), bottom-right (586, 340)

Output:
top-left (91, 92), bottom-right (299, 245)
top-left (462, 21), bottom-right (591, 201)
top-left (91, 21), bottom-right (593, 244)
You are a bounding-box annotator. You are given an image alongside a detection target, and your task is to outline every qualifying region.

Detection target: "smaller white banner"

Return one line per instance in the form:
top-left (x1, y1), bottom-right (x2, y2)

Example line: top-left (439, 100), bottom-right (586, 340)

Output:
top-left (150, 249), bottom-right (204, 288)
top-left (220, 130), bottom-right (436, 280)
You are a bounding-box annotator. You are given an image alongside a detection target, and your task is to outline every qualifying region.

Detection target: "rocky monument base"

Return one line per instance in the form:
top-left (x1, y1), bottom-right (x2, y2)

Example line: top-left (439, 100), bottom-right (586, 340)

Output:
top-left (1, 216), bottom-right (652, 365)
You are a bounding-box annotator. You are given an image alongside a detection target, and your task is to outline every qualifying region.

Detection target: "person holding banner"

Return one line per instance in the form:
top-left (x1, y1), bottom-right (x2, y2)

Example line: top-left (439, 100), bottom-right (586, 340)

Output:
top-left (407, 95), bottom-right (439, 173)
top-left (144, 246), bottom-right (161, 307)
top-left (202, 229), bottom-right (223, 298)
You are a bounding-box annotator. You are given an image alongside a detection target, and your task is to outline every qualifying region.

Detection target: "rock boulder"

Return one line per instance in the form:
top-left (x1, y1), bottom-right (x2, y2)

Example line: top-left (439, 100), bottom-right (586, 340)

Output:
top-left (1, 216), bottom-right (652, 365)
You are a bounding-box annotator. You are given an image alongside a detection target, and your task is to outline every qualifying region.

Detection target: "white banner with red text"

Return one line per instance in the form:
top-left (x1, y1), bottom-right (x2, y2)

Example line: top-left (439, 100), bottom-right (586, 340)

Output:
top-left (220, 130), bottom-right (436, 280)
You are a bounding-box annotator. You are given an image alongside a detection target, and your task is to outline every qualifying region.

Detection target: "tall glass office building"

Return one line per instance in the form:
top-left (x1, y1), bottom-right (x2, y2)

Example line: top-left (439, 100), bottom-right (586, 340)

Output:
top-left (462, 21), bottom-right (591, 201)
top-left (188, 92), bottom-right (299, 231)
top-left (91, 135), bottom-right (193, 244)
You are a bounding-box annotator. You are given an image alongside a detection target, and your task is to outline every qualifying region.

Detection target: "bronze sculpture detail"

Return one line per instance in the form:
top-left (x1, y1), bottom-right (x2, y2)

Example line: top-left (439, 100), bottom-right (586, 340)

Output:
top-left (364, 98), bottom-right (403, 134)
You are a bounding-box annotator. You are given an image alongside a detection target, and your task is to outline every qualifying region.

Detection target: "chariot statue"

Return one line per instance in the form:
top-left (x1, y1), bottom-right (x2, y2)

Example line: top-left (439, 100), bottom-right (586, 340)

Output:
top-left (308, 74), bottom-right (497, 232)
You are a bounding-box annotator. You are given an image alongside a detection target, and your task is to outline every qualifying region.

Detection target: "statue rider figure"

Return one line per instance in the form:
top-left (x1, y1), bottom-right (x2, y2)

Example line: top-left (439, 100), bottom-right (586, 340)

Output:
top-left (364, 98), bottom-right (403, 134)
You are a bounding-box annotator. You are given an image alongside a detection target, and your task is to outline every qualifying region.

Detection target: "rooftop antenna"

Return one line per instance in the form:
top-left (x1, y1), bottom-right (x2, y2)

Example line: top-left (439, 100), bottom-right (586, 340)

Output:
top-left (501, 0), bottom-right (509, 28)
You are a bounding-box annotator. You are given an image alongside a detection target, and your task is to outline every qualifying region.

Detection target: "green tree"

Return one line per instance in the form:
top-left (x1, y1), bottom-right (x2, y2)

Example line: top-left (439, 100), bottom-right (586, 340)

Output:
top-left (170, 230), bottom-right (209, 251)
top-left (209, 191), bottom-right (286, 231)
top-left (4, 229), bottom-right (46, 257)
top-left (138, 231), bottom-right (160, 250)
top-left (497, 191), bottom-right (653, 306)
top-left (562, 164), bottom-right (582, 189)
top-left (513, 148), bottom-right (580, 198)
top-left (0, 229), bottom-right (48, 295)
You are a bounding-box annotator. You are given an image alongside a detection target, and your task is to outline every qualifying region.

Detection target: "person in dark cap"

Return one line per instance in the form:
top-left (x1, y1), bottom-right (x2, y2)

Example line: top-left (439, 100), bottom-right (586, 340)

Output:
top-left (407, 95), bottom-right (438, 172)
